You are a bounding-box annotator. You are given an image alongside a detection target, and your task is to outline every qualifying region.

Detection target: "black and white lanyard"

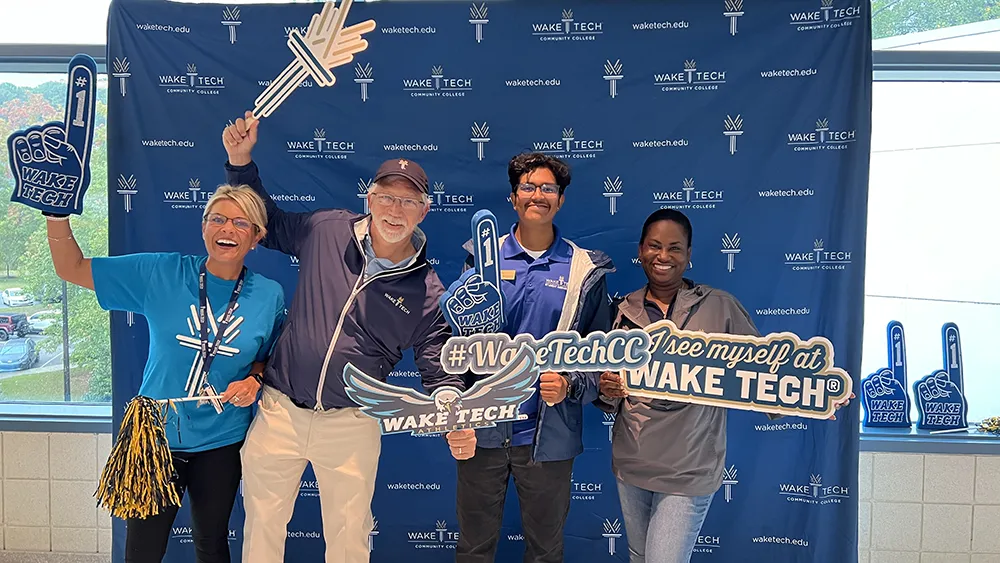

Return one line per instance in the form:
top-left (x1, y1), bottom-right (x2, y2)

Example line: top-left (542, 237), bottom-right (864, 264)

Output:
top-left (194, 262), bottom-right (246, 392)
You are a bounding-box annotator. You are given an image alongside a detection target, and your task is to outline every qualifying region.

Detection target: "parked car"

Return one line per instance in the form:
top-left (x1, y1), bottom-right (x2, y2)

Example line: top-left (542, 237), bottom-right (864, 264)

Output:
top-left (0, 314), bottom-right (29, 341)
top-left (1, 288), bottom-right (33, 307)
top-left (0, 338), bottom-right (38, 372)
top-left (27, 310), bottom-right (60, 334)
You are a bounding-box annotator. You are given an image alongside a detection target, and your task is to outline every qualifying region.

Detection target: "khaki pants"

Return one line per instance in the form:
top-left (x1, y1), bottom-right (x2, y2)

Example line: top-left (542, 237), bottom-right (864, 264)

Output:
top-left (241, 386), bottom-right (381, 563)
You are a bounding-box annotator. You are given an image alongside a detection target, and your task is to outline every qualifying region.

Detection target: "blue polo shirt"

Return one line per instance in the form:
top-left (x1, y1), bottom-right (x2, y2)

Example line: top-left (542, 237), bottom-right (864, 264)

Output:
top-left (499, 223), bottom-right (574, 446)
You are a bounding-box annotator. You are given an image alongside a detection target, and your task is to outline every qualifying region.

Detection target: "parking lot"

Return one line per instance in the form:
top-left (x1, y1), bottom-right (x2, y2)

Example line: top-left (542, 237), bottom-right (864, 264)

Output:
top-left (0, 285), bottom-right (70, 374)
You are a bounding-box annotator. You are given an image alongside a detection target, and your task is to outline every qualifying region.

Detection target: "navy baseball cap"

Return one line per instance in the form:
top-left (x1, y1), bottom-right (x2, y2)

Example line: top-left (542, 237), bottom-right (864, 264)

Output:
top-left (374, 158), bottom-right (429, 194)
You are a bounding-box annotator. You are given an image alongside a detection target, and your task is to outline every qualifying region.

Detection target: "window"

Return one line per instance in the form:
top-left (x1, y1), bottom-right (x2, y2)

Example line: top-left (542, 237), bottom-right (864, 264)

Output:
top-left (872, 0), bottom-right (1000, 46)
top-left (862, 80), bottom-right (1000, 426)
top-left (0, 72), bottom-right (111, 404)
top-left (0, 1), bottom-right (114, 45)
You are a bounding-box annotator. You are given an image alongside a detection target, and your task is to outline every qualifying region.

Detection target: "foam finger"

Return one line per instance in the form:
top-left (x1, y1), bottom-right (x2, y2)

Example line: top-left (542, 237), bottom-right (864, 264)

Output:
top-left (64, 55), bottom-right (97, 160)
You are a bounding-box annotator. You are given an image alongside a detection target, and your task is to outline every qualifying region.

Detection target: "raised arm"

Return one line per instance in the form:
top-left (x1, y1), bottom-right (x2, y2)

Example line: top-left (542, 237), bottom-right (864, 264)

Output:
top-left (223, 111), bottom-right (313, 257)
top-left (45, 216), bottom-right (93, 290)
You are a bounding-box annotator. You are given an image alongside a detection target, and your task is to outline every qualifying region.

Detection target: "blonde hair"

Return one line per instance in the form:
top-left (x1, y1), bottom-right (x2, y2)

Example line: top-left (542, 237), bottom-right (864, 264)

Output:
top-left (203, 184), bottom-right (269, 238)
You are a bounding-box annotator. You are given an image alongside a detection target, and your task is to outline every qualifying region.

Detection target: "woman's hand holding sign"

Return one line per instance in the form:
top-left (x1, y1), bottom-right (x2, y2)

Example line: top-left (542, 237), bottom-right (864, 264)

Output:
top-left (599, 371), bottom-right (628, 399)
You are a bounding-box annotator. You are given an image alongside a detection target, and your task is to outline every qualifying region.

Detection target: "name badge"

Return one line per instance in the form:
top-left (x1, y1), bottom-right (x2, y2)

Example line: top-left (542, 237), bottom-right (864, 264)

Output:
top-left (501, 270), bottom-right (516, 281)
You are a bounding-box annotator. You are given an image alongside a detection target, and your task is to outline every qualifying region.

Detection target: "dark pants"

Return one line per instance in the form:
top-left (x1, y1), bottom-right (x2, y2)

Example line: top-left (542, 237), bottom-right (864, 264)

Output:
top-left (125, 441), bottom-right (243, 563)
top-left (456, 445), bottom-right (574, 563)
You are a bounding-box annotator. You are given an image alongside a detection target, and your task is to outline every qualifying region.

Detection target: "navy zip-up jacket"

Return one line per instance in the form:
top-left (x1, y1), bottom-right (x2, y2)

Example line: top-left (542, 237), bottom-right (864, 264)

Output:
top-left (226, 161), bottom-right (464, 409)
top-left (461, 233), bottom-right (615, 461)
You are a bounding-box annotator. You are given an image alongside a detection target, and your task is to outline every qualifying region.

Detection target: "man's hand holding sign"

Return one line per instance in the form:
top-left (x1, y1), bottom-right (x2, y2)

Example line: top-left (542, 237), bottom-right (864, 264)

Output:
top-left (8, 54), bottom-right (97, 215)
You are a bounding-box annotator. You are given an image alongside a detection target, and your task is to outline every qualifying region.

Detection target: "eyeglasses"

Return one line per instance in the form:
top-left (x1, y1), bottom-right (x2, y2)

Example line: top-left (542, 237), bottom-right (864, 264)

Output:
top-left (517, 182), bottom-right (560, 195)
top-left (204, 212), bottom-right (255, 232)
top-left (370, 192), bottom-right (425, 212)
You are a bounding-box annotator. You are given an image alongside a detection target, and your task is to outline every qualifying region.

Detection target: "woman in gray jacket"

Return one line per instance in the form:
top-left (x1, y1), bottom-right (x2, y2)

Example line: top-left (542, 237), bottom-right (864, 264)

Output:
top-left (598, 209), bottom-right (850, 563)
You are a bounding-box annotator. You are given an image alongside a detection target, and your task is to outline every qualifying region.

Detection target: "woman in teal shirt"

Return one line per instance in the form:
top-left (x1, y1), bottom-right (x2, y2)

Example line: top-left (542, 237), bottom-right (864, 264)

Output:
top-left (43, 185), bottom-right (285, 563)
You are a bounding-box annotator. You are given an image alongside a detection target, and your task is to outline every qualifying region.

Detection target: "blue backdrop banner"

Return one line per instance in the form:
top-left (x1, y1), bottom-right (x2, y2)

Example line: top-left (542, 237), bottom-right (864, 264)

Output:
top-left (106, 0), bottom-right (871, 561)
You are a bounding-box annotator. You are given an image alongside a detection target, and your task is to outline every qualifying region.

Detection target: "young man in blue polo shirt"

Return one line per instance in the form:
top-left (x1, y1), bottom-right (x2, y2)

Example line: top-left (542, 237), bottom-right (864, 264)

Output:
top-left (455, 152), bottom-right (615, 563)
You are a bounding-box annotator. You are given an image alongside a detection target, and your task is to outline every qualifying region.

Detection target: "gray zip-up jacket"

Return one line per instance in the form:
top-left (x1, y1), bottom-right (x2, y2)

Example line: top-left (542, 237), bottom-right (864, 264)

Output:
top-left (598, 281), bottom-right (769, 496)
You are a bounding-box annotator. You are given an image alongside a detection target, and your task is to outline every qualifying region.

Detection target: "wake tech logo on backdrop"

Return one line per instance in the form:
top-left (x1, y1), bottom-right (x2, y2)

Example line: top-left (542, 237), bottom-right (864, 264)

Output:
top-left (531, 9), bottom-right (603, 42)
top-left (158, 63), bottom-right (226, 95)
top-left (654, 59), bottom-right (727, 92)
top-left (221, 6), bottom-right (241, 44)
top-left (407, 520), bottom-right (459, 550)
top-left (469, 3), bottom-right (489, 43)
top-left (779, 473), bottom-right (850, 505)
top-left (430, 182), bottom-right (474, 213)
top-left (117, 174), bottom-right (138, 214)
top-left (172, 527), bottom-right (237, 544)
top-left (533, 127), bottom-right (604, 159)
top-left (784, 238), bottom-right (852, 271)
top-left (570, 472), bottom-right (603, 502)
top-left (653, 177), bottom-right (723, 210)
top-left (693, 532), bottom-right (722, 555)
top-left (790, 0), bottom-right (863, 32)
top-left (163, 178), bottom-right (212, 210)
top-left (285, 129), bottom-right (356, 160)
top-left (402, 66), bottom-right (473, 98)
top-left (787, 118), bottom-right (857, 151)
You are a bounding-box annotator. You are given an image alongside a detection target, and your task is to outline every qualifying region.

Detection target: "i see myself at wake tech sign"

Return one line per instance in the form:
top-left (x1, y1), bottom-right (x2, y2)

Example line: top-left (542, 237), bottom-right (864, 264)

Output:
top-left (455, 152), bottom-right (615, 563)
top-left (222, 111), bottom-right (476, 563)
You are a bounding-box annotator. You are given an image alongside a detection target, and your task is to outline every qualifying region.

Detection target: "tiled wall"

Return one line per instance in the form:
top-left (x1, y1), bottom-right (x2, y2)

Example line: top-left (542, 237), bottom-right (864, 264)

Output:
top-left (0, 432), bottom-right (112, 556)
top-left (860, 451), bottom-right (1000, 563)
top-left (1, 432), bottom-right (998, 562)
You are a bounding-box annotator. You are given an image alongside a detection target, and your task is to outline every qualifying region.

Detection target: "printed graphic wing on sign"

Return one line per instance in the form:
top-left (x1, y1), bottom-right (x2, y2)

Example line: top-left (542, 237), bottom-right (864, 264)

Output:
top-left (7, 54), bottom-right (97, 215)
top-left (343, 345), bottom-right (539, 436)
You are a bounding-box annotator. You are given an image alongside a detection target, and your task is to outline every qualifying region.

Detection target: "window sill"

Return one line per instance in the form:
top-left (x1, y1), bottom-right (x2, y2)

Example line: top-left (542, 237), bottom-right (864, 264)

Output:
top-left (0, 402), bottom-right (111, 433)
top-left (860, 424), bottom-right (1000, 455)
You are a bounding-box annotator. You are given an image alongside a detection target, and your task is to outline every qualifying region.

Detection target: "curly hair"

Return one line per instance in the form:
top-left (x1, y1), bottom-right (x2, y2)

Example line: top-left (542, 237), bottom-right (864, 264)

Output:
top-left (507, 152), bottom-right (572, 195)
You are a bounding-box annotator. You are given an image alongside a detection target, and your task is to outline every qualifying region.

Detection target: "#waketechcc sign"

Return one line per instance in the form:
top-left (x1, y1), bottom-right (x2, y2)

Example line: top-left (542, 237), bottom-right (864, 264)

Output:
top-left (440, 321), bottom-right (853, 420)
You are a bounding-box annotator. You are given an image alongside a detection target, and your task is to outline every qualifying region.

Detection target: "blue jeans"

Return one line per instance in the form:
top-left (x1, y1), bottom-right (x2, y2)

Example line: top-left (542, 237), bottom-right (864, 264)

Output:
top-left (616, 479), bottom-right (714, 563)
